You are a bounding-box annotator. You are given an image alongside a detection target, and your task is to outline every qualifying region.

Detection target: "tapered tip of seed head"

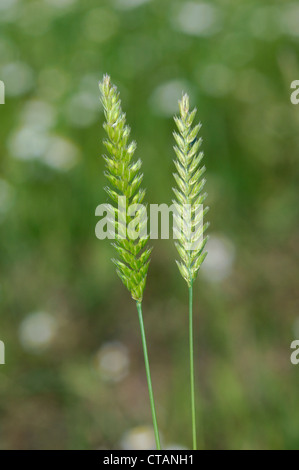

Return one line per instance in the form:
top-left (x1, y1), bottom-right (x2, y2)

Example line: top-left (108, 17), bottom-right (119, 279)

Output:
top-left (179, 93), bottom-right (190, 117)
top-left (99, 74), bottom-right (112, 96)
top-left (102, 74), bottom-right (111, 86)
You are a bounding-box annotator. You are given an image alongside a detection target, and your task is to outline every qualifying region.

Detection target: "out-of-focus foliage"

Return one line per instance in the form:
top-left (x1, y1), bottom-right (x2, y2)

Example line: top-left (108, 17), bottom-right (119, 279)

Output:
top-left (0, 0), bottom-right (299, 450)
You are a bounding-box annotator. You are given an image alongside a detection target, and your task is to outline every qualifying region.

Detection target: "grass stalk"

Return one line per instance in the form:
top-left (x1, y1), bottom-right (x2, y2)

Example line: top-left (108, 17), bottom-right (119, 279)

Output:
top-left (188, 281), bottom-right (197, 450)
top-left (136, 301), bottom-right (161, 450)
top-left (172, 93), bottom-right (209, 449)
top-left (99, 75), bottom-right (161, 450)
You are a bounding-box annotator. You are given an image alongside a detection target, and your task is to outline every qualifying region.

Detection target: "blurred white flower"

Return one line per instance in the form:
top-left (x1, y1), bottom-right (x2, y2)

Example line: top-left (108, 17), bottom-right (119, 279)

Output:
top-left (83, 8), bottom-right (119, 44)
top-left (280, 3), bottom-right (299, 37)
top-left (8, 126), bottom-right (79, 171)
top-left (43, 136), bottom-right (80, 170)
top-left (0, 0), bottom-right (19, 12)
top-left (21, 100), bottom-right (56, 130)
top-left (95, 341), bottom-right (130, 383)
top-left (201, 234), bottom-right (235, 282)
top-left (114, 0), bottom-right (151, 10)
top-left (1, 62), bottom-right (34, 97)
top-left (8, 126), bottom-right (51, 160)
top-left (45, 0), bottom-right (77, 8)
top-left (18, 2), bottom-right (53, 37)
top-left (120, 425), bottom-right (156, 450)
top-left (0, 178), bottom-right (14, 218)
top-left (172, 2), bottom-right (221, 37)
top-left (165, 443), bottom-right (188, 450)
top-left (79, 74), bottom-right (101, 95)
top-left (150, 80), bottom-right (193, 116)
top-left (199, 64), bottom-right (235, 97)
top-left (65, 92), bottom-right (99, 127)
top-left (19, 312), bottom-right (57, 352)
top-left (249, 7), bottom-right (280, 41)
top-left (0, 0), bottom-right (19, 22)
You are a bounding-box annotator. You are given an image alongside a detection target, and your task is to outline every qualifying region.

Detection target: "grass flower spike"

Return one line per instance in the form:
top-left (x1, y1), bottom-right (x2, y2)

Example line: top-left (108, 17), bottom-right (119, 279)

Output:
top-left (99, 75), bottom-right (161, 449)
top-left (173, 93), bottom-right (209, 449)
top-left (99, 75), bottom-right (151, 303)
top-left (173, 94), bottom-right (209, 286)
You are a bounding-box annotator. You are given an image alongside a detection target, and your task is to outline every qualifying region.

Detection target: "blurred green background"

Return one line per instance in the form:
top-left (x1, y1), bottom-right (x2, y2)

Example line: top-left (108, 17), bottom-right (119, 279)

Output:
top-left (1, 0), bottom-right (299, 450)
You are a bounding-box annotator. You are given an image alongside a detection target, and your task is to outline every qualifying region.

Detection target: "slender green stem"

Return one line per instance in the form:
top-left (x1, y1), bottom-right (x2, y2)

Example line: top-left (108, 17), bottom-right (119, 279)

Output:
top-left (136, 301), bottom-right (161, 450)
top-left (189, 281), bottom-right (197, 450)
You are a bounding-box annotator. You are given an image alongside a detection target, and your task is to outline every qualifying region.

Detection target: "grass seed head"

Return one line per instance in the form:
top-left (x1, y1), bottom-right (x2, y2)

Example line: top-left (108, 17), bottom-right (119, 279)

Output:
top-left (99, 75), bottom-right (151, 302)
top-left (173, 94), bottom-right (209, 286)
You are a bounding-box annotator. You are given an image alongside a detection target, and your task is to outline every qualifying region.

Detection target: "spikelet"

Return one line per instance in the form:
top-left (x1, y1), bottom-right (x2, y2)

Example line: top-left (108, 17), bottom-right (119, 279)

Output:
top-left (99, 75), bottom-right (151, 302)
top-left (173, 94), bottom-right (209, 287)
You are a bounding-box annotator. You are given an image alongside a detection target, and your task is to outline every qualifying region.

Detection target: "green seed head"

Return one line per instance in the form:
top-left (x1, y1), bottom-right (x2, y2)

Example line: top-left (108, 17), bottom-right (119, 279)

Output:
top-left (173, 94), bottom-right (209, 286)
top-left (99, 75), bottom-right (151, 302)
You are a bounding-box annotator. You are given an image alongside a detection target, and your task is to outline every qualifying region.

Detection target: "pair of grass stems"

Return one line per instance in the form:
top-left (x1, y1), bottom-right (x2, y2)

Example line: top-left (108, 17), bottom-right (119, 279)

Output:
top-left (99, 76), bottom-right (208, 450)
